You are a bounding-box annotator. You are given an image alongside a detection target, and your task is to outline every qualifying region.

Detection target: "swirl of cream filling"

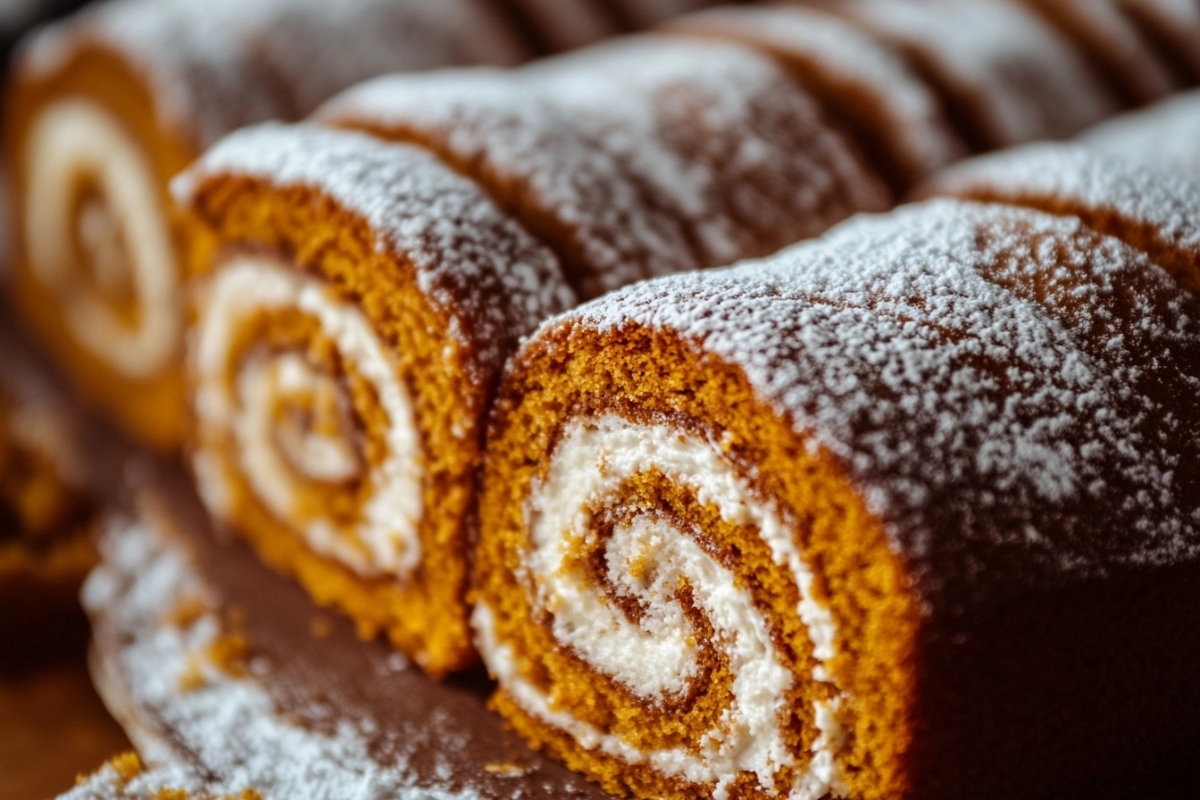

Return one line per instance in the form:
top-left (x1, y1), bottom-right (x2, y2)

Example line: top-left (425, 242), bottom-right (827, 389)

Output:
top-left (474, 413), bottom-right (846, 800)
top-left (192, 254), bottom-right (423, 578)
top-left (23, 98), bottom-right (179, 379)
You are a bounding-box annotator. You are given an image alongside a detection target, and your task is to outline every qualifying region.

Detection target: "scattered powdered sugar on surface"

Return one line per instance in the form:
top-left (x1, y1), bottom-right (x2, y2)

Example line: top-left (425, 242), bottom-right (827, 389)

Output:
top-left (19, 0), bottom-right (527, 149)
top-left (79, 513), bottom-right (485, 800)
top-left (320, 35), bottom-right (888, 299)
top-left (919, 142), bottom-right (1200, 264)
top-left (670, 5), bottom-right (966, 185)
top-left (564, 198), bottom-right (1200, 609)
top-left (173, 123), bottom-right (575, 379)
top-left (1082, 90), bottom-right (1200, 175)
top-left (59, 759), bottom-right (209, 800)
top-left (835, 0), bottom-right (1118, 146)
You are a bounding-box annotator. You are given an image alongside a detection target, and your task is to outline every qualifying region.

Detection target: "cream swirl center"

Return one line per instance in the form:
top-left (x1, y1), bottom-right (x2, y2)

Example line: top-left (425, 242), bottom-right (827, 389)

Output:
top-left (23, 98), bottom-right (178, 379)
top-left (475, 413), bottom-right (846, 800)
top-left (192, 255), bottom-right (423, 578)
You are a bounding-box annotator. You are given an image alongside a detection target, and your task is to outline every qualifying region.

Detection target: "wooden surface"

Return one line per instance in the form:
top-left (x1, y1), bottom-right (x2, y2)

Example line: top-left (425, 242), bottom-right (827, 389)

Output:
top-left (0, 653), bottom-right (130, 800)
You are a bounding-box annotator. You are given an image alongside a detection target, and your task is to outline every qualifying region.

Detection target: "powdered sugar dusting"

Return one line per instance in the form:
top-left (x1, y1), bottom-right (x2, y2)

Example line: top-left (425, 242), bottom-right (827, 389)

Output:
top-left (1082, 90), bottom-right (1200, 175)
top-left (319, 35), bottom-right (889, 299)
top-left (918, 142), bottom-right (1200, 285)
top-left (79, 512), bottom-right (484, 800)
top-left (173, 123), bottom-right (575, 380)
top-left (19, 0), bottom-right (528, 149)
top-left (563, 198), bottom-right (1200, 611)
top-left (831, 0), bottom-right (1118, 147)
top-left (59, 759), bottom-right (210, 800)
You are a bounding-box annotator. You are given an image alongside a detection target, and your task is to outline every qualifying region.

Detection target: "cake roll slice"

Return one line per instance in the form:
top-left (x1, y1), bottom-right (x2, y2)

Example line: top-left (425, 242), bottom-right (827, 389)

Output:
top-left (474, 197), bottom-right (1200, 800)
top-left (806, 0), bottom-right (1121, 150)
top-left (318, 34), bottom-right (890, 300)
top-left (3, 0), bottom-right (530, 450)
top-left (174, 124), bottom-right (572, 676)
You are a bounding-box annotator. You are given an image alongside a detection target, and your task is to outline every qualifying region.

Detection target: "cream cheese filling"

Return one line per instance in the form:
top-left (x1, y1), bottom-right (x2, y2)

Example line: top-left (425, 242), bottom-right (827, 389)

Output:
top-left (23, 97), bottom-right (179, 379)
top-left (192, 255), bottom-right (423, 578)
top-left (475, 413), bottom-right (846, 800)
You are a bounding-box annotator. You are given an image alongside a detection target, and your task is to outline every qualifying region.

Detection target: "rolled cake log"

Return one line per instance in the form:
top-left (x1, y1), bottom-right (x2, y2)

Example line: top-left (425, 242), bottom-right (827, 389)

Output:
top-left (664, 5), bottom-right (967, 191)
top-left (173, 123), bottom-right (573, 676)
top-left (473, 195), bottom-right (1200, 799)
top-left (916, 141), bottom-right (1200, 293)
top-left (801, 0), bottom-right (1121, 151)
top-left (317, 34), bottom-right (890, 300)
top-left (2, 0), bottom-right (531, 450)
top-left (1113, 0), bottom-right (1200, 84)
top-left (1016, 0), bottom-right (1180, 103)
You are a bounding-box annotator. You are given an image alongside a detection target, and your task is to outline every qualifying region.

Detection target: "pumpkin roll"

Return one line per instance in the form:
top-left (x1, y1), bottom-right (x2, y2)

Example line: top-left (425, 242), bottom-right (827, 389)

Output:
top-left (0, 329), bottom-right (94, 663)
top-left (917, 141), bottom-right (1200, 292)
top-left (807, 0), bottom-right (1120, 151)
top-left (174, 123), bottom-right (572, 676)
top-left (319, 34), bottom-right (890, 302)
top-left (664, 5), bottom-right (967, 192)
top-left (474, 197), bottom-right (1200, 800)
top-left (1017, 0), bottom-right (1180, 104)
top-left (3, 0), bottom-right (530, 450)
top-left (1114, 0), bottom-right (1200, 84)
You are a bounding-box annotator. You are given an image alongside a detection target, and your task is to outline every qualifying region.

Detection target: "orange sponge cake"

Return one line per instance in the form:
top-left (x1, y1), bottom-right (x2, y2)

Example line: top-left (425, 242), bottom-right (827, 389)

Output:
top-left (473, 191), bottom-right (1200, 799)
top-left (3, 0), bottom-right (531, 449)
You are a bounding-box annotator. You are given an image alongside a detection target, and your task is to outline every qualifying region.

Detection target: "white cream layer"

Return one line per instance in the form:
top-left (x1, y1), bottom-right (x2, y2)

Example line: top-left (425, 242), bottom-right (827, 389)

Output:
top-left (192, 255), bottom-right (423, 578)
top-left (24, 97), bottom-right (179, 379)
top-left (474, 414), bottom-right (846, 800)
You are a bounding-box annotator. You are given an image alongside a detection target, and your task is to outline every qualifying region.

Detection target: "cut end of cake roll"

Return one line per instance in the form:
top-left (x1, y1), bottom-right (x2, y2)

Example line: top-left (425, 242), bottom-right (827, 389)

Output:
top-left (5, 28), bottom-right (196, 450)
top-left (474, 306), bottom-right (922, 800)
top-left (175, 122), bottom-right (573, 677)
top-left (474, 194), bottom-right (1200, 799)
